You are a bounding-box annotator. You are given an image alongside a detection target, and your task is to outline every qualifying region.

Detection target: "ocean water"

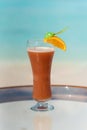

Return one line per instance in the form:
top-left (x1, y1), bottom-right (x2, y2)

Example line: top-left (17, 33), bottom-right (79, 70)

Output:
top-left (0, 0), bottom-right (87, 62)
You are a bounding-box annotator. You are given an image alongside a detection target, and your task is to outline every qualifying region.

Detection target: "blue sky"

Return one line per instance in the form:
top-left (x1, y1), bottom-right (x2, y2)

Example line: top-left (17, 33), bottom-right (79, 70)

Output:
top-left (0, 0), bottom-right (87, 61)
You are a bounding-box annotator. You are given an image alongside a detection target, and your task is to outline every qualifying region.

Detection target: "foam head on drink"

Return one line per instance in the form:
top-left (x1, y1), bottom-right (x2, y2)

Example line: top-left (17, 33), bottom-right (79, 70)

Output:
top-left (27, 47), bottom-right (54, 101)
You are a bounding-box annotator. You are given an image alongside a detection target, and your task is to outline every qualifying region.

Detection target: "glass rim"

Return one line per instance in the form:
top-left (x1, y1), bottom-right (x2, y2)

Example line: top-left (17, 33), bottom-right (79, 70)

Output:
top-left (26, 39), bottom-right (55, 49)
top-left (27, 39), bottom-right (43, 43)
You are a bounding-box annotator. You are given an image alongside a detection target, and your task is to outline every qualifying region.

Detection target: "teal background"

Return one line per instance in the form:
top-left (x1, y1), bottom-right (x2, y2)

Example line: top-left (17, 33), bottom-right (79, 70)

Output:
top-left (0, 0), bottom-right (87, 62)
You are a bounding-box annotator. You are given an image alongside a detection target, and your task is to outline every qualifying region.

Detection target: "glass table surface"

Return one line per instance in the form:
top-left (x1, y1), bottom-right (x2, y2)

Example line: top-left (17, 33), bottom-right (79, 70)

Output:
top-left (0, 85), bottom-right (87, 130)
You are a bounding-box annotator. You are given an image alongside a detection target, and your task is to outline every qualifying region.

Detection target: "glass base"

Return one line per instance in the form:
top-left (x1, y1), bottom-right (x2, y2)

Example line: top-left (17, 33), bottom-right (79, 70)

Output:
top-left (31, 101), bottom-right (54, 111)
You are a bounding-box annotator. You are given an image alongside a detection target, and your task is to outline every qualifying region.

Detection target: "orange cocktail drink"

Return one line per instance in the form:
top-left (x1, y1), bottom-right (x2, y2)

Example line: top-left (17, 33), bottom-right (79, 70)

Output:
top-left (27, 47), bottom-right (54, 101)
top-left (27, 28), bottom-right (67, 111)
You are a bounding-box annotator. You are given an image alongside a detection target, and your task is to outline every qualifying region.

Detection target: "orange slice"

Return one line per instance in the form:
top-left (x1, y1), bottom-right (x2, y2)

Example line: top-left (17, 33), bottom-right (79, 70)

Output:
top-left (44, 36), bottom-right (66, 51)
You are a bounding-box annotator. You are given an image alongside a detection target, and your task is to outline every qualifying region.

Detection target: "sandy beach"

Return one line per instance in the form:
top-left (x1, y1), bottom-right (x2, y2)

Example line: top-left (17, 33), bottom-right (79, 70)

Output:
top-left (0, 61), bottom-right (87, 88)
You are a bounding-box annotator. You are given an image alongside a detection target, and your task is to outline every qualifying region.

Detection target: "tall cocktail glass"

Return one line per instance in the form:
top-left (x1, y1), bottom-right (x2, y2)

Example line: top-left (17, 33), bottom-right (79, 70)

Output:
top-left (27, 40), bottom-right (54, 111)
